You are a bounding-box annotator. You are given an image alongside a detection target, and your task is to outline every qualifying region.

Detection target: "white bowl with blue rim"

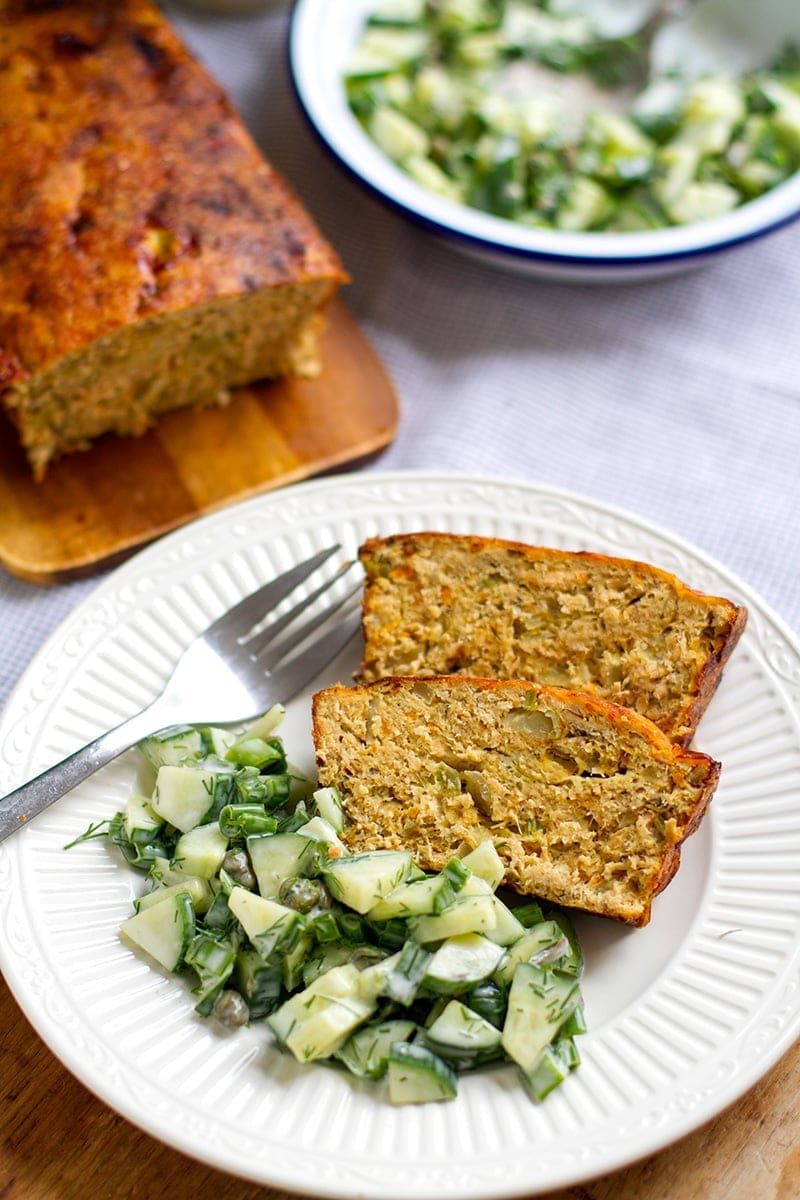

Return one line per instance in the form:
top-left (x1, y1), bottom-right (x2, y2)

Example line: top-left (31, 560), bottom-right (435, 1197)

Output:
top-left (289, 0), bottom-right (800, 283)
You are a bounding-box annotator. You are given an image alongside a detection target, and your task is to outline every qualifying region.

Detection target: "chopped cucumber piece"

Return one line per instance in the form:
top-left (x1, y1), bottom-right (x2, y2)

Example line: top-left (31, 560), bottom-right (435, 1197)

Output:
top-left (369, 0), bottom-right (425, 24)
top-left (501, 963), bottom-right (581, 1074)
top-left (247, 832), bottom-right (317, 900)
top-left (151, 762), bottom-right (236, 832)
top-left (357, 949), bottom-right (402, 1000)
top-left (323, 850), bottom-right (413, 914)
top-left (388, 1042), bottom-right (457, 1105)
top-left (560, 1034), bottom-right (582, 1070)
top-left (297, 815), bottom-right (348, 856)
top-left (493, 920), bottom-right (570, 986)
top-left (302, 942), bottom-right (386, 988)
top-left (463, 979), bottom-right (507, 1029)
top-left (236, 949), bottom-right (283, 1019)
top-left (266, 975), bottom-right (337, 1046)
top-left (424, 932), bottom-right (505, 995)
top-left (185, 931), bottom-right (237, 1016)
top-left (384, 939), bottom-right (433, 1006)
top-left (585, 110), bottom-right (654, 158)
top-left (368, 874), bottom-right (443, 920)
top-left (369, 855), bottom-right (469, 920)
top-left (561, 1004), bottom-right (588, 1037)
top-left (460, 840), bottom-right (505, 890)
top-left (228, 887), bottom-right (306, 959)
top-left (226, 736), bottom-right (285, 770)
top-left (236, 704), bottom-right (285, 743)
top-left (457, 879), bottom-right (526, 946)
top-left (284, 989), bottom-right (377, 1062)
top-left (442, 0), bottom-right (498, 34)
top-left (550, 909), bottom-right (584, 976)
top-left (403, 154), bottom-right (465, 202)
top-left (335, 1018), bottom-right (417, 1079)
top-left (667, 180), bottom-right (739, 225)
top-left (424, 999), bottom-right (503, 1065)
top-left (347, 27), bottom-right (429, 78)
top-left (149, 853), bottom-right (215, 908)
top-left (522, 1042), bottom-right (572, 1101)
top-left (764, 80), bottom-right (800, 149)
top-left (201, 725), bottom-right (237, 758)
top-left (311, 786), bottom-right (345, 834)
top-left (139, 726), bottom-right (204, 769)
top-left (123, 792), bottom-right (163, 843)
top-left (678, 76), bottom-right (745, 155)
top-left (370, 106), bottom-right (430, 162)
top-left (107, 810), bottom-right (167, 869)
top-left (556, 177), bottom-right (614, 231)
top-left (508, 898), bottom-right (545, 927)
top-left (415, 64), bottom-right (466, 130)
top-left (173, 823), bottom-right (229, 879)
top-left (652, 142), bottom-right (700, 209)
top-left (281, 930), bottom-right (315, 993)
top-left (412, 893), bottom-right (497, 943)
top-left (137, 877), bottom-right (212, 914)
top-left (268, 964), bottom-right (376, 1060)
top-left (120, 890), bottom-right (195, 972)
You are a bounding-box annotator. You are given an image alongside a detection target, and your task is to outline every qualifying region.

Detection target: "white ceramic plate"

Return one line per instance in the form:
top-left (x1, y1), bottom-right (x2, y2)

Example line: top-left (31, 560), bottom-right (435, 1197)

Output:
top-left (2, 470), bottom-right (800, 1199)
top-left (289, 0), bottom-right (800, 282)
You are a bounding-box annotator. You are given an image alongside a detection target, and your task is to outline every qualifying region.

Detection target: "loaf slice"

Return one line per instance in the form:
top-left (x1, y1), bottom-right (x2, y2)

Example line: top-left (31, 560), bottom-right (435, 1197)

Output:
top-left (0, 0), bottom-right (346, 478)
top-left (359, 532), bottom-right (746, 745)
top-left (313, 677), bottom-right (719, 926)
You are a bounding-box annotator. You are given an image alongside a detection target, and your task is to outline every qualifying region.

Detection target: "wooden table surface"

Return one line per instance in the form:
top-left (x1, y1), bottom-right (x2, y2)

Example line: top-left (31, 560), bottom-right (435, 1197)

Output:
top-left (2, 971), bottom-right (799, 1200)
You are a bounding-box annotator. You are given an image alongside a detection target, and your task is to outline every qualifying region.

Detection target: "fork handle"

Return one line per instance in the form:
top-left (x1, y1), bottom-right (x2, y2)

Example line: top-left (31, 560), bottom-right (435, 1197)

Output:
top-left (0, 702), bottom-right (166, 845)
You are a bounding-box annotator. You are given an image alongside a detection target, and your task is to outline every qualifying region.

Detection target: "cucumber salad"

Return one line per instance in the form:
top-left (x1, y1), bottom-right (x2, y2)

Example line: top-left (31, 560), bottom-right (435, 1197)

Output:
top-left (70, 706), bottom-right (586, 1106)
top-left (345, 0), bottom-right (800, 231)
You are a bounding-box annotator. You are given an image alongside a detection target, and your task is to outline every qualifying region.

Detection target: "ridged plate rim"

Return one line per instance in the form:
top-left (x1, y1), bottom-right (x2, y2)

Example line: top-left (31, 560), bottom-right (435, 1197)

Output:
top-left (1, 469), bottom-right (800, 1199)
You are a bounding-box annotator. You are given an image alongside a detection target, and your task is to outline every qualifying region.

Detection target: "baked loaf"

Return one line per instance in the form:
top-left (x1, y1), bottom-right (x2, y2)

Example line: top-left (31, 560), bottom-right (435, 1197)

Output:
top-left (312, 676), bottom-right (720, 926)
top-left (0, 0), bottom-right (346, 478)
top-left (359, 532), bottom-right (746, 745)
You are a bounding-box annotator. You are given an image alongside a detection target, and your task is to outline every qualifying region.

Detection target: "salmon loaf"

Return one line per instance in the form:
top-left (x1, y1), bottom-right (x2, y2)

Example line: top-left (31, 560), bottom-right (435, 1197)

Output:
top-left (0, 0), bottom-right (346, 478)
top-left (359, 533), bottom-right (746, 745)
top-left (312, 676), bottom-right (720, 926)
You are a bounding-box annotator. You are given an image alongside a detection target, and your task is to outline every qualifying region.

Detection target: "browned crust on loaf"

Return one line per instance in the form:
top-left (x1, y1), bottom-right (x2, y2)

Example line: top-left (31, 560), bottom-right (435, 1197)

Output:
top-left (0, 0), bottom-right (346, 367)
top-left (312, 675), bottom-right (720, 927)
top-left (679, 598), bottom-right (748, 738)
top-left (358, 531), bottom-right (746, 745)
top-left (0, 0), bottom-right (347, 473)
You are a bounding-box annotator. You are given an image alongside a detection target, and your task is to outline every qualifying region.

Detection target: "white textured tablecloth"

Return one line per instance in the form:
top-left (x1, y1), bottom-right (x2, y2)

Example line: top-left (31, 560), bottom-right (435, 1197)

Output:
top-left (1, 2), bottom-right (799, 709)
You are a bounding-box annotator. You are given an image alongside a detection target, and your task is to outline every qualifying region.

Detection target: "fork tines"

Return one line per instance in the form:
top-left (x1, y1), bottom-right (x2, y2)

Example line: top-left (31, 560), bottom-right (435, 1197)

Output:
top-left (234, 547), bottom-right (363, 678)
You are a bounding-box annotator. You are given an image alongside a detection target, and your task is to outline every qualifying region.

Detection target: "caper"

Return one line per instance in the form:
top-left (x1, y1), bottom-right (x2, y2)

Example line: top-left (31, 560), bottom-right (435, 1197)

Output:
top-left (278, 876), bottom-right (331, 913)
top-left (221, 848), bottom-right (255, 890)
top-left (212, 989), bottom-right (250, 1029)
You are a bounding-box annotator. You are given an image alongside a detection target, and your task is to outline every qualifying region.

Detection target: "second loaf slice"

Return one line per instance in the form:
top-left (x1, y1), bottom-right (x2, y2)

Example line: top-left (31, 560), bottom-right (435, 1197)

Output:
top-left (312, 676), bottom-right (720, 927)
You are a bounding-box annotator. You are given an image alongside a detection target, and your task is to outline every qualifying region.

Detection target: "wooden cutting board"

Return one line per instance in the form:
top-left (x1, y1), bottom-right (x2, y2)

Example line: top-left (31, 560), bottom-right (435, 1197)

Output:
top-left (0, 300), bottom-right (399, 585)
top-left (1, 968), bottom-right (798, 1200)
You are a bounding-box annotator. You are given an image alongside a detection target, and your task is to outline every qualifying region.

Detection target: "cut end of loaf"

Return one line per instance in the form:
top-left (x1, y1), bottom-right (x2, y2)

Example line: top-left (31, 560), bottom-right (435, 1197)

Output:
top-left (312, 676), bottom-right (720, 927)
top-left (5, 283), bottom-right (335, 478)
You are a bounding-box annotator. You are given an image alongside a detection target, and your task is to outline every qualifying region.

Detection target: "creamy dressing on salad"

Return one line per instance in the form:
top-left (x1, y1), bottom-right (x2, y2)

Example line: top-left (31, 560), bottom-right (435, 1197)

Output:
top-left (345, 0), bottom-right (800, 232)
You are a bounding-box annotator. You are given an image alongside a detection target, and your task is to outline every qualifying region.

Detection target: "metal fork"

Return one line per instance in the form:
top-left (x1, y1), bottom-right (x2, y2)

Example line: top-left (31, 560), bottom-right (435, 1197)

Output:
top-left (0, 546), bottom-right (362, 844)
